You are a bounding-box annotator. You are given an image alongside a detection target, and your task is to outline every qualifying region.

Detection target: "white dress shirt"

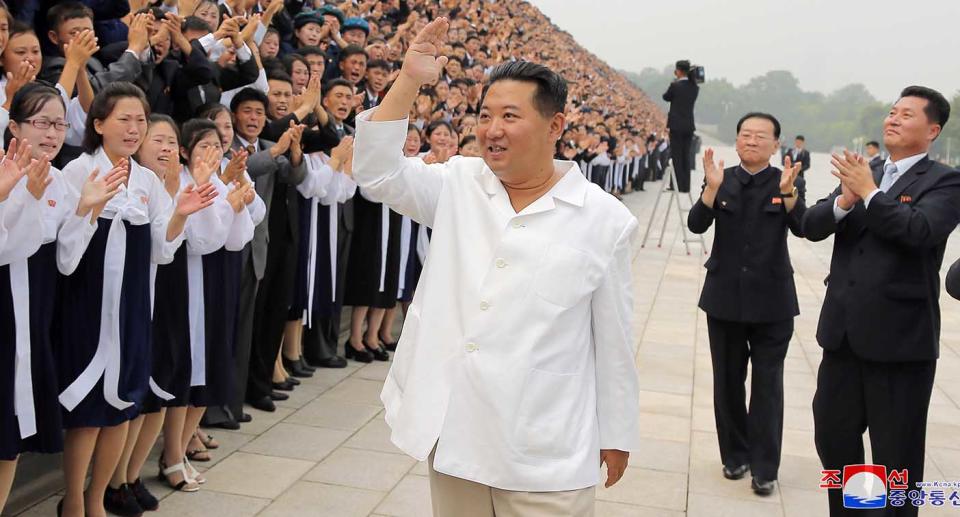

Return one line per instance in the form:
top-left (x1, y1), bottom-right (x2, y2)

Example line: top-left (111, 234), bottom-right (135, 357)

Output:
top-left (353, 109), bottom-right (641, 492)
top-left (833, 152), bottom-right (927, 221)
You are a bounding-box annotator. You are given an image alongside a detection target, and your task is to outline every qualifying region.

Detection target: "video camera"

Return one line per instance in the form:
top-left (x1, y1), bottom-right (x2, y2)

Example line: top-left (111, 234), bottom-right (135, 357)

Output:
top-left (677, 60), bottom-right (705, 84)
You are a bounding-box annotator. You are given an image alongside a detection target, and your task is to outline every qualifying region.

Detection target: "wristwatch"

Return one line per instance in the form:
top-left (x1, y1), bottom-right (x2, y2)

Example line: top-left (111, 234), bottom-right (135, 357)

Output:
top-left (780, 186), bottom-right (798, 198)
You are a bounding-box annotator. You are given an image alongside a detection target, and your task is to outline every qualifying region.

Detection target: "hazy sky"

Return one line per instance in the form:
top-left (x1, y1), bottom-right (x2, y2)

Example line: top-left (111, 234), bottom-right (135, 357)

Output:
top-left (529, 0), bottom-right (960, 102)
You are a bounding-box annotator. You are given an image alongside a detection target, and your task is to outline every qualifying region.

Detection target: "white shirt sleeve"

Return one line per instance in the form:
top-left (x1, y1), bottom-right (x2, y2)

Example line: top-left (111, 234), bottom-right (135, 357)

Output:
top-left (64, 96), bottom-right (88, 147)
top-left (833, 196), bottom-right (853, 222)
top-left (54, 169), bottom-right (99, 275)
top-left (253, 21), bottom-right (267, 46)
top-left (183, 177), bottom-right (234, 256)
top-left (591, 217), bottom-right (641, 452)
top-left (863, 188), bottom-right (882, 210)
top-left (353, 108), bottom-right (447, 228)
top-left (147, 169), bottom-right (185, 264)
top-left (0, 182), bottom-right (44, 266)
top-left (224, 182), bottom-right (255, 251)
top-left (296, 156), bottom-right (336, 199)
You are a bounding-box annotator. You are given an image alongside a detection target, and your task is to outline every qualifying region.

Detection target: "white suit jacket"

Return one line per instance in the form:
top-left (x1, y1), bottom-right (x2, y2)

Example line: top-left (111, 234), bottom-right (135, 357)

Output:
top-left (352, 109), bottom-right (641, 492)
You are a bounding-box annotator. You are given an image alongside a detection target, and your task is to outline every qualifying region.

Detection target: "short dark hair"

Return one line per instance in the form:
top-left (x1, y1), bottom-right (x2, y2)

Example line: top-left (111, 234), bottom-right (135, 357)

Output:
top-left (182, 16), bottom-right (212, 34)
top-left (736, 112), bottom-right (781, 139)
top-left (795, 135), bottom-right (805, 141)
top-left (47, 1), bottom-right (93, 32)
top-left (200, 103), bottom-right (231, 124)
top-left (9, 21), bottom-right (35, 41)
top-left (280, 54), bottom-right (308, 76)
top-left (230, 87), bottom-right (269, 113)
top-left (899, 85), bottom-right (951, 130)
top-left (460, 134), bottom-right (477, 147)
top-left (482, 60), bottom-right (567, 119)
top-left (266, 70), bottom-right (293, 85)
top-left (339, 45), bottom-right (368, 63)
top-left (676, 60), bottom-right (691, 73)
top-left (425, 120), bottom-right (454, 139)
top-left (866, 140), bottom-right (880, 148)
top-left (296, 46), bottom-right (325, 59)
top-left (83, 82), bottom-right (150, 153)
top-left (366, 59), bottom-right (391, 73)
top-left (322, 78), bottom-right (354, 99)
top-left (5, 82), bottom-right (65, 148)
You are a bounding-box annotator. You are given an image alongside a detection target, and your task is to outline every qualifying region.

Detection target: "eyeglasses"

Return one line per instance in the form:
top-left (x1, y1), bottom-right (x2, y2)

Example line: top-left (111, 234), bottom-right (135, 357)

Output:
top-left (23, 118), bottom-right (71, 132)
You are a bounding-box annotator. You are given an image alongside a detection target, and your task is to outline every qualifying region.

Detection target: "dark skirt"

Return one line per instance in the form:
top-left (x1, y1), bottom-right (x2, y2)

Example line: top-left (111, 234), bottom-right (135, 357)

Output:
top-left (0, 242), bottom-right (64, 459)
top-left (398, 221), bottom-right (422, 303)
top-left (189, 248), bottom-right (239, 407)
top-left (343, 194), bottom-right (402, 309)
top-left (292, 196), bottom-right (345, 321)
top-left (57, 219), bottom-right (152, 428)
top-left (144, 246), bottom-right (190, 412)
top-left (289, 193), bottom-right (312, 320)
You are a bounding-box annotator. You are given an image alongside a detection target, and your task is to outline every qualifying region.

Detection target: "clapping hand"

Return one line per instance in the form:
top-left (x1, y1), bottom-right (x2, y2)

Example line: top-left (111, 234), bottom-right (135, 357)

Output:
top-left (192, 146), bottom-right (221, 186)
top-left (831, 150), bottom-right (875, 200)
top-left (780, 155), bottom-right (802, 194)
top-left (65, 28), bottom-right (99, 65)
top-left (328, 136), bottom-right (354, 172)
top-left (0, 138), bottom-right (33, 201)
top-left (222, 148), bottom-right (248, 184)
top-left (702, 148), bottom-right (724, 190)
top-left (226, 180), bottom-right (252, 213)
top-left (175, 182), bottom-right (218, 216)
top-left (78, 160), bottom-right (128, 221)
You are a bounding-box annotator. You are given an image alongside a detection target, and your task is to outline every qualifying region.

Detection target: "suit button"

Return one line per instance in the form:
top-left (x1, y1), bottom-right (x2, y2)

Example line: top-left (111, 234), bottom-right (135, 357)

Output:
top-left (512, 221), bottom-right (523, 229)
top-left (741, 266), bottom-right (748, 273)
top-left (479, 301), bottom-right (490, 311)
top-left (495, 258), bottom-right (507, 268)
top-left (465, 343), bottom-right (478, 353)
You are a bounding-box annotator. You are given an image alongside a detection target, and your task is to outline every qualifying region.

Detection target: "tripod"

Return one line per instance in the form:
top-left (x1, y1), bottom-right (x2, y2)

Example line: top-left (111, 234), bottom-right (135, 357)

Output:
top-left (640, 164), bottom-right (707, 255)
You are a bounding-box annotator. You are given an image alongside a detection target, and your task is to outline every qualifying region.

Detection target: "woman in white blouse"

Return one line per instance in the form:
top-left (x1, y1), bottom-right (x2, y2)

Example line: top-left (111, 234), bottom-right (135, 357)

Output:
top-left (56, 83), bottom-right (216, 517)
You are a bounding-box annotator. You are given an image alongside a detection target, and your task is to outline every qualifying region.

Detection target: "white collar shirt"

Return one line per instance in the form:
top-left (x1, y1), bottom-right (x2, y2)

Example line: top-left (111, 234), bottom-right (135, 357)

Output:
top-left (352, 108), bottom-right (641, 492)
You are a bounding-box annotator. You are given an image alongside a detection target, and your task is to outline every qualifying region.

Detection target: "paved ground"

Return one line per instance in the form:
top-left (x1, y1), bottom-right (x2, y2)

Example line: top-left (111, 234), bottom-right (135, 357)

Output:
top-left (15, 146), bottom-right (960, 516)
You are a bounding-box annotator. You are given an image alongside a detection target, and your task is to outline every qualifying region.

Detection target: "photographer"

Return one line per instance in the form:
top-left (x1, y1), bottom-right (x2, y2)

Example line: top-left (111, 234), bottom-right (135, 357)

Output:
top-left (663, 59), bottom-right (699, 192)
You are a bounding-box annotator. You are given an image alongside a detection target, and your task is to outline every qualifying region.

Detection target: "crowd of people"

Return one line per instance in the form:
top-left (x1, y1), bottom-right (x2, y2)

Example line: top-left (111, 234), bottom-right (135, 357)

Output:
top-left (0, 0), bottom-right (669, 516)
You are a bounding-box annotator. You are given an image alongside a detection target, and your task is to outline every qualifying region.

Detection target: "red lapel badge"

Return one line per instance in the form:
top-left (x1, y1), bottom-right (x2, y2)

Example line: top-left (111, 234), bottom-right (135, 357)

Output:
top-left (772, 197), bottom-right (783, 205)
top-left (47, 199), bottom-right (56, 208)
top-left (140, 195), bottom-right (149, 205)
top-left (899, 195), bottom-right (912, 203)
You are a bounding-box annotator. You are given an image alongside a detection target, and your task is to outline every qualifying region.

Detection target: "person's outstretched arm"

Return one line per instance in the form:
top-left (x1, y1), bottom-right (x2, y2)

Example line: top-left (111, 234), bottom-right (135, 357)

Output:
top-left (354, 18), bottom-right (452, 228)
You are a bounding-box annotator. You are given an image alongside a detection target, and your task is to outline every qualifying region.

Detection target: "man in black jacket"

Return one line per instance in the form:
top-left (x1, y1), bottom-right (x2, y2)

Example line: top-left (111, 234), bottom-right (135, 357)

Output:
top-left (802, 86), bottom-right (960, 517)
top-left (782, 135), bottom-right (811, 177)
top-left (663, 60), bottom-right (699, 192)
top-left (688, 112), bottom-right (805, 497)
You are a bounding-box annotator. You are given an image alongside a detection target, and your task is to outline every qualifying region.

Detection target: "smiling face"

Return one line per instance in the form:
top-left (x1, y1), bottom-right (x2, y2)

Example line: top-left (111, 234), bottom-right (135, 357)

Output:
top-left (427, 124), bottom-right (451, 151)
top-left (95, 97), bottom-right (149, 159)
top-left (3, 31), bottom-right (42, 76)
top-left (883, 96), bottom-right (942, 158)
top-left (734, 117), bottom-right (778, 170)
top-left (267, 79), bottom-right (293, 119)
top-left (137, 121), bottom-right (179, 177)
top-left (9, 97), bottom-right (67, 160)
top-left (322, 84), bottom-right (354, 123)
top-left (477, 80), bottom-right (564, 178)
top-left (233, 100), bottom-right (266, 141)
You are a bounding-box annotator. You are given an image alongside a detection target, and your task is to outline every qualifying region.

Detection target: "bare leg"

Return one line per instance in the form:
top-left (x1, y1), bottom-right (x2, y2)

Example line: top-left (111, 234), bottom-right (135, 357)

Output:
top-left (365, 308), bottom-right (386, 347)
top-left (0, 458), bottom-right (18, 513)
top-left (127, 410), bottom-right (164, 483)
top-left (379, 306), bottom-right (398, 343)
top-left (181, 407), bottom-right (207, 482)
top-left (272, 347), bottom-right (287, 384)
top-left (110, 416), bottom-right (142, 488)
top-left (62, 427), bottom-right (99, 517)
top-left (282, 320), bottom-right (302, 362)
top-left (349, 306), bottom-right (369, 351)
top-left (85, 422), bottom-right (129, 517)
top-left (160, 406), bottom-right (196, 489)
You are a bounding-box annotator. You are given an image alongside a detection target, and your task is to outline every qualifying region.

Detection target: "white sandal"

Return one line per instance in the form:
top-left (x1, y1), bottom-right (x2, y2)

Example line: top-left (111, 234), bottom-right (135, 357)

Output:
top-left (184, 456), bottom-right (207, 484)
top-left (159, 459), bottom-right (201, 492)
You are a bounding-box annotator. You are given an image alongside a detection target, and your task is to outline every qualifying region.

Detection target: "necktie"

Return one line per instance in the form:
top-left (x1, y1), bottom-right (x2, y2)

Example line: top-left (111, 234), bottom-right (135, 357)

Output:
top-left (246, 145), bottom-right (256, 155)
top-left (879, 162), bottom-right (898, 192)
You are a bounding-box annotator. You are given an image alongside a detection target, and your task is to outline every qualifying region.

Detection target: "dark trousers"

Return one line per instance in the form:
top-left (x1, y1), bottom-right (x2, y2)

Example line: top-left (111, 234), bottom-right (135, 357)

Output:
top-left (303, 204), bottom-right (353, 363)
top-left (670, 131), bottom-right (694, 192)
top-left (204, 252), bottom-right (258, 425)
top-left (706, 315), bottom-right (792, 480)
top-left (813, 342), bottom-right (935, 517)
top-left (247, 238), bottom-right (297, 401)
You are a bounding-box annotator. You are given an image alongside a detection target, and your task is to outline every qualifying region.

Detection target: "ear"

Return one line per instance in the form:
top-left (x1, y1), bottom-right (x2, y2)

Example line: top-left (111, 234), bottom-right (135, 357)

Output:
top-left (94, 118), bottom-right (105, 136)
top-left (181, 146), bottom-right (190, 162)
top-left (8, 121), bottom-right (19, 139)
top-left (929, 124), bottom-right (942, 142)
top-left (548, 112), bottom-right (565, 142)
top-left (47, 30), bottom-right (59, 47)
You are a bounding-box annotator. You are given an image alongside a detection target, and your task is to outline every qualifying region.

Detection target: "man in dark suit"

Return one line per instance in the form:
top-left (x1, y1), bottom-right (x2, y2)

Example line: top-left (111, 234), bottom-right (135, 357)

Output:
top-left (688, 112), bottom-right (805, 497)
top-left (782, 135), bottom-right (811, 177)
top-left (802, 86), bottom-right (960, 517)
top-left (663, 60), bottom-right (699, 192)
top-left (865, 140), bottom-right (884, 169)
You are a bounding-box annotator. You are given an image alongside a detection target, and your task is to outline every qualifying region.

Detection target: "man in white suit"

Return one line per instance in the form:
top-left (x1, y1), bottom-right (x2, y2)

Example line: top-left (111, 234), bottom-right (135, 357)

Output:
top-left (352, 18), bottom-right (640, 517)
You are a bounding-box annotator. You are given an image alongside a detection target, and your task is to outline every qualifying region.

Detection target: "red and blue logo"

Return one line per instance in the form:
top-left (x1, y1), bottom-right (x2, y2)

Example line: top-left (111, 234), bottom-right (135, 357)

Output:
top-left (843, 464), bottom-right (887, 509)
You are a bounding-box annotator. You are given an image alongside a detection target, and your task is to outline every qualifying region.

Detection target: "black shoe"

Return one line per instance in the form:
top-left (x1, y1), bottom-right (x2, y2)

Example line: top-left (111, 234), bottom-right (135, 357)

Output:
top-left (283, 356), bottom-right (314, 378)
top-left (722, 464), bottom-right (749, 480)
top-left (209, 417), bottom-right (240, 430)
top-left (238, 412), bottom-right (252, 423)
top-left (287, 376), bottom-right (301, 386)
top-left (272, 380), bottom-right (295, 392)
top-left (310, 355), bottom-right (347, 368)
top-left (379, 338), bottom-right (398, 352)
top-left (247, 396), bottom-right (276, 412)
top-left (752, 477), bottom-right (776, 496)
top-left (297, 357), bottom-right (317, 373)
top-left (365, 341), bottom-right (389, 361)
top-left (269, 390), bottom-right (289, 401)
top-left (104, 484), bottom-right (144, 517)
top-left (344, 342), bottom-right (374, 363)
top-left (129, 478), bottom-right (159, 511)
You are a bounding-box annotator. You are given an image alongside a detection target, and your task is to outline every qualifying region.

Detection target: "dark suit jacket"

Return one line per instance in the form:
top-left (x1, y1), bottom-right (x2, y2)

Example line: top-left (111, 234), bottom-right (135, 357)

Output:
top-left (235, 137), bottom-right (306, 280)
top-left (662, 79), bottom-right (698, 134)
top-left (688, 166), bottom-right (806, 322)
top-left (946, 257), bottom-right (960, 301)
top-left (783, 148), bottom-right (811, 174)
top-left (801, 157), bottom-right (960, 361)
top-left (869, 155), bottom-right (885, 170)
top-left (39, 52), bottom-right (142, 95)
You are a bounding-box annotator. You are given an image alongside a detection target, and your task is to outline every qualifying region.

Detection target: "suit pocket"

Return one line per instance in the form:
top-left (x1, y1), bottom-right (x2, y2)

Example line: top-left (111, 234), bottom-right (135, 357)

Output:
top-left (514, 369), bottom-right (585, 459)
top-left (883, 282), bottom-right (927, 300)
top-left (534, 244), bottom-right (589, 308)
